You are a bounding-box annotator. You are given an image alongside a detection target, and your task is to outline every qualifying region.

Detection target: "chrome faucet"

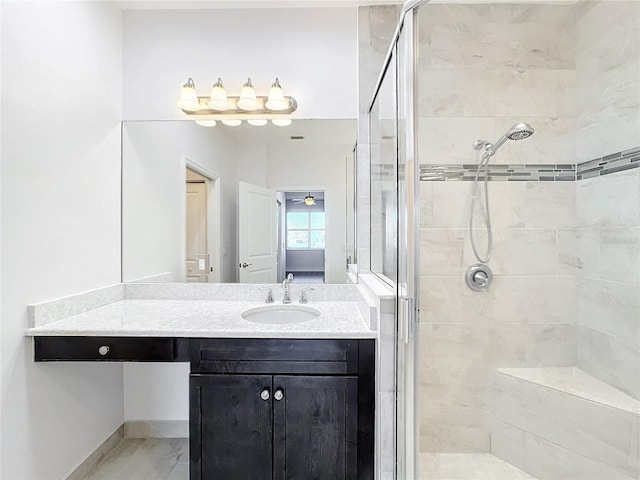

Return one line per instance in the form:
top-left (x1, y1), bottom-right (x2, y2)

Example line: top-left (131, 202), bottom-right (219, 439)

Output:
top-left (259, 286), bottom-right (274, 303)
top-left (299, 287), bottom-right (315, 304)
top-left (282, 273), bottom-right (294, 304)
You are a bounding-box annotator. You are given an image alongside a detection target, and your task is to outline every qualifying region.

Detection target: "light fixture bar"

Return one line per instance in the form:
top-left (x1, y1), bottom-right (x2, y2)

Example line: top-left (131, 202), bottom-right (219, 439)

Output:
top-left (177, 77), bottom-right (297, 118)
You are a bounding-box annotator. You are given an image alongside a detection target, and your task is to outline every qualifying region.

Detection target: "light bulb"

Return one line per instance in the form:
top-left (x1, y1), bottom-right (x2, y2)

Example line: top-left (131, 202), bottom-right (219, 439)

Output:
top-left (177, 78), bottom-right (200, 112)
top-left (208, 78), bottom-right (229, 111)
top-left (195, 120), bottom-right (217, 127)
top-left (221, 119), bottom-right (242, 127)
top-left (247, 119), bottom-right (268, 126)
top-left (265, 77), bottom-right (288, 111)
top-left (272, 118), bottom-right (292, 127)
top-left (304, 195), bottom-right (315, 206)
top-left (237, 77), bottom-right (259, 111)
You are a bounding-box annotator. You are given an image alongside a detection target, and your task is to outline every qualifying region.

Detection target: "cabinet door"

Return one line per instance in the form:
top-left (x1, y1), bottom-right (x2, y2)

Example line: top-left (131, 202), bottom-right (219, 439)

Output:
top-left (190, 374), bottom-right (273, 480)
top-left (273, 376), bottom-right (358, 480)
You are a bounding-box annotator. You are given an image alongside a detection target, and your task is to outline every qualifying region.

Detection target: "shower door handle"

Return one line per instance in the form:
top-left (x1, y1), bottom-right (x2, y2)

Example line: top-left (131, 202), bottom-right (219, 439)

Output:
top-left (399, 296), bottom-right (415, 344)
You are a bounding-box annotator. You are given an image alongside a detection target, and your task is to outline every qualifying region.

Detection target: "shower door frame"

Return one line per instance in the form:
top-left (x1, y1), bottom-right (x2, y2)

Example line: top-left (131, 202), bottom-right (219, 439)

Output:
top-left (367, 1), bottom-right (424, 478)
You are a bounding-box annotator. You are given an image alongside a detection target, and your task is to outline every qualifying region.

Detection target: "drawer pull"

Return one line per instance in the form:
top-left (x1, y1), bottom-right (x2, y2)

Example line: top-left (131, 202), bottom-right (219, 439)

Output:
top-left (274, 389), bottom-right (284, 401)
top-left (260, 389), bottom-right (270, 401)
top-left (98, 346), bottom-right (110, 356)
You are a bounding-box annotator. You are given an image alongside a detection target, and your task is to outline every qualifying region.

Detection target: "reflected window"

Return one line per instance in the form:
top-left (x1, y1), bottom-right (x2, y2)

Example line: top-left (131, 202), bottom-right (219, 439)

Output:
top-left (287, 212), bottom-right (325, 249)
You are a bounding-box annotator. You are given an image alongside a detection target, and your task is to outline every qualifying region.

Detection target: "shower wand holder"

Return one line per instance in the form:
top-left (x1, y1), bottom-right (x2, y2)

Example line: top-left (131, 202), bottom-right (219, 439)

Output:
top-left (465, 264), bottom-right (493, 292)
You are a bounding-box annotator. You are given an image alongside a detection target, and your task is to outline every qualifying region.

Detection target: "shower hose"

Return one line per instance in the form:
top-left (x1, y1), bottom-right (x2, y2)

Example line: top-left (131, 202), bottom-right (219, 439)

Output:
top-left (469, 148), bottom-right (493, 264)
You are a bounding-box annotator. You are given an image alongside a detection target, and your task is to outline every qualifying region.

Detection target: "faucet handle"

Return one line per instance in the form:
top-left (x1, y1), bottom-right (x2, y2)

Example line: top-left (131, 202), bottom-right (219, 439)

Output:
top-left (259, 286), bottom-right (274, 303)
top-left (299, 287), bottom-right (315, 304)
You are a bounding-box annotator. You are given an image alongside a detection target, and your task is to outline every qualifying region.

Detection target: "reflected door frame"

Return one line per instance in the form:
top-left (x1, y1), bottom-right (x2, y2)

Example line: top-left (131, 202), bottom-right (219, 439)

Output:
top-left (183, 156), bottom-right (221, 283)
top-left (273, 185), bottom-right (330, 283)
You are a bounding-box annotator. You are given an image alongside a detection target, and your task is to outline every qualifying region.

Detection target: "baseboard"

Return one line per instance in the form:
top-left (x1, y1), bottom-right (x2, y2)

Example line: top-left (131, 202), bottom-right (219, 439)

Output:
top-left (66, 425), bottom-right (124, 480)
top-left (124, 420), bottom-right (189, 439)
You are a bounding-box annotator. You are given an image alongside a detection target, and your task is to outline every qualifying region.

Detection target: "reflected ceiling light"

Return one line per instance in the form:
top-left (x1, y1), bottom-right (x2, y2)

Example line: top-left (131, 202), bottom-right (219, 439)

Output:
top-left (195, 120), bottom-right (217, 127)
top-left (304, 193), bottom-right (315, 206)
top-left (265, 77), bottom-right (288, 111)
top-left (208, 78), bottom-right (229, 111)
top-left (272, 118), bottom-right (292, 127)
top-left (237, 78), bottom-right (259, 111)
top-left (177, 78), bottom-right (200, 112)
top-left (221, 119), bottom-right (242, 127)
top-left (247, 119), bottom-right (268, 126)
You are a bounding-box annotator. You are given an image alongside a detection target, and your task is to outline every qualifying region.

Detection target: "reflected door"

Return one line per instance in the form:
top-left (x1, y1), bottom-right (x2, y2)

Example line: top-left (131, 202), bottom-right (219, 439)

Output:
top-left (238, 181), bottom-right (277, 283)
top-left (186, 179), bottom-right (209, 283)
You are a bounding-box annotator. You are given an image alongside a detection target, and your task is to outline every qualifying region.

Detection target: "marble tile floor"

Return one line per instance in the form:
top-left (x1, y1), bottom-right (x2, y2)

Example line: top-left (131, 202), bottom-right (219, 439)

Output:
top-left (420, 453), bottom-right (537, 480)
top-left (79, 439), bottom-right (536, 480)
top-left (77, 438), bottom-right (188, 480)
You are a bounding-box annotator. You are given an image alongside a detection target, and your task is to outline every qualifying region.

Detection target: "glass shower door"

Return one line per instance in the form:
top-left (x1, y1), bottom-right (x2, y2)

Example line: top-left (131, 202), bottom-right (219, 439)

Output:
top-left (369, 11), bottom-right (419, 478)
top-left (396, 10), bottom-right (419, 480)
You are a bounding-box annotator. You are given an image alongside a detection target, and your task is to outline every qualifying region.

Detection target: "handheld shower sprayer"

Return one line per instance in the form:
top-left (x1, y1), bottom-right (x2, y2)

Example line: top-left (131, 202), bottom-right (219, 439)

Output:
top-left (473, 123), bottom-right (535, 157)
top-left (468, 123), bottom-right (535, 266)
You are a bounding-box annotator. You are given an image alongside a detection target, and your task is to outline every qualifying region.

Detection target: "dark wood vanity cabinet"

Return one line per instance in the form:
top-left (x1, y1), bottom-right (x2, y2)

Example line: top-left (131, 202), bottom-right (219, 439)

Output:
top-left (189, 339), bottom-right (374, 480)
top-left (34, 336), bottom-right (375, 479)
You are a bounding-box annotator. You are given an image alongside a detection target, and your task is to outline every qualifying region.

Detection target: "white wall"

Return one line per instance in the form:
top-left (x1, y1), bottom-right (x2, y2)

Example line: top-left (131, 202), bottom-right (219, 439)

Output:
top-left (122, 8), bottom-right (358, 120)
top-left (236, 142), bottom-right (268, 187)
top-left (122, 121), bottom-right (239, 283)
top-left (268, 143), bottom-right (348, 284)
top-left (0, 2), bottom-right (124, 478)
top-left (0, 3), bottom-right (3, 473)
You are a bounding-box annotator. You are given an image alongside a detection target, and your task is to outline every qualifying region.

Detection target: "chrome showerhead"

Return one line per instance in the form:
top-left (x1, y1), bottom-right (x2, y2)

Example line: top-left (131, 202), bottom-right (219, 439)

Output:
top-left (506, 122), bottom-right (535, 141)
top-left (474, 122), bottom-right (535, 156)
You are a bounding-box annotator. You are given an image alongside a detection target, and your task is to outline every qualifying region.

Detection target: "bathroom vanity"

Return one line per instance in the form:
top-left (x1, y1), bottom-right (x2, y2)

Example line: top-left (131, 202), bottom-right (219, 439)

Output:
top-left (27, 284), bottom-right (376, 480)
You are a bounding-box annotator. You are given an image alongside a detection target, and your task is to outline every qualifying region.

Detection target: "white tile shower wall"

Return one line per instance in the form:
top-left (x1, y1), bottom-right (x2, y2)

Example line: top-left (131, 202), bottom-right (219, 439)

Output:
top-left (574, 167), bottom-right (640, 399)
top-left (358, 274), bottom-right (396, 479)
top-left (357, 6), bottom-right (401, 275)
top-left (576, 1), bottom-right (640, 162)
top-left (419, 179), bottom-right (577, 452)
top-left (416, 2), bottom-right (579, 453)
top-left (417, 3), bottom-right (578, 167)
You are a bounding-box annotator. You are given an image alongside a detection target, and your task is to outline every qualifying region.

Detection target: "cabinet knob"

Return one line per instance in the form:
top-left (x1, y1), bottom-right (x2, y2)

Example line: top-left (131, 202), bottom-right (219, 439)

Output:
top-left (260, 389), bottom-right (270, 401)
top-left (98, 345), bottom-right (110, 356)
top-left (274, 389), bottom-right (284, 401)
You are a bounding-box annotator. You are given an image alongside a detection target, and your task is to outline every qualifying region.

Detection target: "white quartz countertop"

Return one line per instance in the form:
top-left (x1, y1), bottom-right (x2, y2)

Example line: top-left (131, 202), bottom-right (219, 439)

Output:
top-left (25, 299), bottom-right (375, 339)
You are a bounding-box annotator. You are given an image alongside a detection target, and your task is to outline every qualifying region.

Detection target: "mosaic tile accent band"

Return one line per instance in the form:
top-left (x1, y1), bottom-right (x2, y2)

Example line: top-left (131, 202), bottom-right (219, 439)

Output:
top-left (419, 163), bottom-right (576, 182)
top-left (576, 146), bottom-right (640, 180)
top-left (417, 146), bottom-right (640, 182)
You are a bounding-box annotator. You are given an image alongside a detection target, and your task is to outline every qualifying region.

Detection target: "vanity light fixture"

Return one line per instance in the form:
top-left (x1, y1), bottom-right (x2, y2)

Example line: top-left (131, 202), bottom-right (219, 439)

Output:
top-left (265, 77), bottom-right (288, 111)
top-left (221, 119), bottom-right (242, 127)
top-left (177, 78), bottom-right (200, 112)
top-left (177, 77), bottom-right (296, 127)
top-left (208, 78), bottom-right (229, 111)
top-left (272, 118), bottom-right (292, 127)
top-left (195, 120), bottom-right (217, 127)
top-left (237, 78), bottom-right (259, 111)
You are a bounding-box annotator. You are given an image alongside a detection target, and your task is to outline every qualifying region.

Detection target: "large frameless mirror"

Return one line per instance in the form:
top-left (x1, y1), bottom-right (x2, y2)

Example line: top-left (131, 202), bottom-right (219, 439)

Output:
top-left (121, 119), bottom-right (357, 285)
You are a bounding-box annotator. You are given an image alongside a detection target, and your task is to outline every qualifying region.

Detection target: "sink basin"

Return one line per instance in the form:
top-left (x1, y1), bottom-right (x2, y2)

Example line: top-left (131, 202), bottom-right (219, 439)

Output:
top-left (241, 305), bottom-right (321, 324)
